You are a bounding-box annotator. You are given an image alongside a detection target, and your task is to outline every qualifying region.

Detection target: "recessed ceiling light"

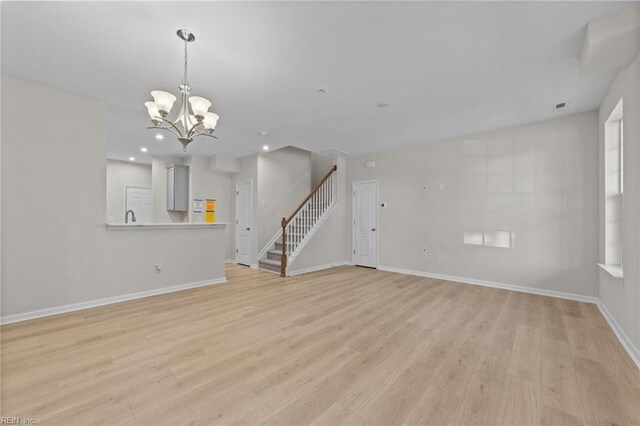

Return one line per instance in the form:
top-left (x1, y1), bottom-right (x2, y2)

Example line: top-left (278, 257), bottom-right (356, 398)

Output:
top-left (129, 156), bottom-right (135, 162)
top-left (140, 147), bottom-right (148, 153)
top-left (262, 145), bottom-right (270, 151)
top-left (155, 134), bottom-right (164, 140)
top-left (260, 131), bottom-right (269, 136)
top-left (377, 102), bottom-right (390, 108)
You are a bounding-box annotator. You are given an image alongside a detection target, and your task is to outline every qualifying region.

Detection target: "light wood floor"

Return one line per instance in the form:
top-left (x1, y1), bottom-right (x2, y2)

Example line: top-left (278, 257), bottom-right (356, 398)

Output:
top-left (2, 265), bottom-right (639, 425)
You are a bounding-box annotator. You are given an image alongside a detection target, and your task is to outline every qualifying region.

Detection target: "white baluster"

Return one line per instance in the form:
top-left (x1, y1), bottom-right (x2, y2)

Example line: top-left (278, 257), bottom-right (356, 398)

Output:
top-left (323, 180), bottom-right (326, 211)
top-left (324, 180), bottom-right (326, 211)
top-left (304, 199), bottom-right (311, 238)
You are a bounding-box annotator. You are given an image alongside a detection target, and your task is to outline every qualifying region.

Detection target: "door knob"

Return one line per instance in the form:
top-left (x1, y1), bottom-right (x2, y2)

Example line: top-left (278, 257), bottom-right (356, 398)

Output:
top-left (371, 228), bottom-right (376, 231)
top-left (246, 227), bottom-right (251, 231)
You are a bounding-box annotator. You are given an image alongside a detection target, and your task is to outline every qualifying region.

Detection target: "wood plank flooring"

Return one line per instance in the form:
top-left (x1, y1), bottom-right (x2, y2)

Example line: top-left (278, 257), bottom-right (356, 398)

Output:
top-left (2, 264), bottom-right (639, 425)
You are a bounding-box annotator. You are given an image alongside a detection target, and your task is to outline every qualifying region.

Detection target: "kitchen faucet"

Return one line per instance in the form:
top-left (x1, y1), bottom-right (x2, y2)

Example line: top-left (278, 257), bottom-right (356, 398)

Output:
top-left (125, 210), bottom-right (137, 223)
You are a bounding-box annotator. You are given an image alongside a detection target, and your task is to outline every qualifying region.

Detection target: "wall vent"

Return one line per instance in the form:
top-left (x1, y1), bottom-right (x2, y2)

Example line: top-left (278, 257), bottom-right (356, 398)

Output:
top-left (553, 101), bottom-right (569, 112)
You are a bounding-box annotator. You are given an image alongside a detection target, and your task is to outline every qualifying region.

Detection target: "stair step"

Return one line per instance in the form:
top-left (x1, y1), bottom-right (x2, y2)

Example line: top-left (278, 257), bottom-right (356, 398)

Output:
top-left (259, 258), bottom-right (281, 273)
top-left (260, 258), bottom-right (280, 266)
top-left (267, 249), bottom-right (282, 261)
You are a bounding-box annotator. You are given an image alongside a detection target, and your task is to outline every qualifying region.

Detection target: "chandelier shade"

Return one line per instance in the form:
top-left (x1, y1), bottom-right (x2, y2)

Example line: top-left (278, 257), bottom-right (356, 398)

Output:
top-left (188, 96), bottom-right (212, 119)
top-left (144, 102), bottom-right (160, 123)
top-left (144, 29), bottom-right (219, 151)
top-left (203, 112), bottom-right (219, 130)
top-left (150, 91), bottom-right (177, 116)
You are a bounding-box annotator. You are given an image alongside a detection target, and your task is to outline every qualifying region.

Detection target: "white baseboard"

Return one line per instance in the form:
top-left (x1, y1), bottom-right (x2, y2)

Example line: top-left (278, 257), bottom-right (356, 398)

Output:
top-left (596, 300), bottom-right (640, 369)
top-left (377, 266), bottom-right (599, 304)
top-left (288, 260), bottom-right (352, 277)
top-left (225, 259), bottom-right (237, 264)
top-left (1, 277), bottom-right (227, 325)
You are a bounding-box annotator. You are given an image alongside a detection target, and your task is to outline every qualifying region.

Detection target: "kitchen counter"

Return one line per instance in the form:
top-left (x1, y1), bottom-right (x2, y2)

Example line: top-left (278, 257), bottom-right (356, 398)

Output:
top-left (106, 222), bottom-right (229, 230)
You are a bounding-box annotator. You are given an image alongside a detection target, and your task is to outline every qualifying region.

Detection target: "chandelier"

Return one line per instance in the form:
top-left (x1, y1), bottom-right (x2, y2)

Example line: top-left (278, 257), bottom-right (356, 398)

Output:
top-left (144, 29), bottom-right (219, 151)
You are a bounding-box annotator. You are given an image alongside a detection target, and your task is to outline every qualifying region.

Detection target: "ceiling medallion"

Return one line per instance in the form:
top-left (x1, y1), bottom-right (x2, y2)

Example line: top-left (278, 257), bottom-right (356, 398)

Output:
top-left (144, 29), bottom-right (219, 151)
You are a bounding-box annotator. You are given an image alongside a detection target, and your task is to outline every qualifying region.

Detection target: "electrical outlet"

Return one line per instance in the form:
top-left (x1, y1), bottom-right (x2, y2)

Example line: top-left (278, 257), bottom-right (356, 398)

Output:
top-left (438, 254), bottom-right (444, 262)
top-left (423, 247), bottom-right (428, 253)
top-left (423, 253), bottom-right (428, 260)
top-left (438, 183), bottom-right (445, 192)
top-left (155, 264), bottom-right (161, 273)
top-left (422, 185), bottom-right (428, 192)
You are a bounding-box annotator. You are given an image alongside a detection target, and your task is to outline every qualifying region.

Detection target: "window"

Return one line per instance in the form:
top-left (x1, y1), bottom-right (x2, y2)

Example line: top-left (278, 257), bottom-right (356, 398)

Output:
top-left (603, 99), bottom-right (623, 273)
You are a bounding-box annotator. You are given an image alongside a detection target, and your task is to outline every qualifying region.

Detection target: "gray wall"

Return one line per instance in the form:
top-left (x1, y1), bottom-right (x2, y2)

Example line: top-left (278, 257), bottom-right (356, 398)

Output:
top-left (184, 155), bottom-right (235, 259)
top-left (347, 111), bottom-right (599, 297)
top-left (311, 152), bottom-right (335, 186)
top-left (257, 147), bottom-right (311, 252)
top-left (598, 52), bottom-right (640, 351)
top-left (1, 77), bottom-right (226, 318)
top-left (289, 156), bottom-right (350, 272)
top-left (230, 147), bottom-right (320, 266)
top-left (106, 159), bottom-right (152, 223)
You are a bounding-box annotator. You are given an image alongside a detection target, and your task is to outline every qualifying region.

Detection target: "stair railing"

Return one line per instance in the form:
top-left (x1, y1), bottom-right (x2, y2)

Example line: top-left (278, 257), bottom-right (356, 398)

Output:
top-left (280, 165), bottom-right (337, 276)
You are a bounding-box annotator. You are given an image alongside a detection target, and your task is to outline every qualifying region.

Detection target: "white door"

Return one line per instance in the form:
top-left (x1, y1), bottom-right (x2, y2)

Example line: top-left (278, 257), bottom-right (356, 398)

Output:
top-left (353, 181), bottom-right (378, 268)
top-left (125, 186), bottom-right (153, 224)
top-left (236, 181), bottom-right (252, 266)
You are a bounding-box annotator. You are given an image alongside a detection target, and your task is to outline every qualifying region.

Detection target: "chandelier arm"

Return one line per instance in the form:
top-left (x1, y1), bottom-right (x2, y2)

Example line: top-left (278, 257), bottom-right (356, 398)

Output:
top-left (194, 132), bottom-right (218, 140)
top-left (147, 126), bottom-right (182, 139)
top-left (187, 121), bottom-right (206, 138)
top-left (154, 116), bottom-right (186, 137)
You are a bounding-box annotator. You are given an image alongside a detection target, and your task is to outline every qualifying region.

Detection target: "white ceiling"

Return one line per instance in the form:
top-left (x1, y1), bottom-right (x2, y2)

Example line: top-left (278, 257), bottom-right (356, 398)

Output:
top-left (1, 1), bottom-right (627, 163)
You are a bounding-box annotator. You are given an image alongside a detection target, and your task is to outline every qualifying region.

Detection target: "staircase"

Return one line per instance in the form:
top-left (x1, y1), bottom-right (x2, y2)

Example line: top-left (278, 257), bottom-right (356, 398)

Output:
top-left (259, 165), bottom-right (337, 276)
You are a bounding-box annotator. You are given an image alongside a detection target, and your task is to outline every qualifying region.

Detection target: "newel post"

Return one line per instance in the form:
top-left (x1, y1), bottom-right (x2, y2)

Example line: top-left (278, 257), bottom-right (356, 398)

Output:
top-left (280, 217), bottom-right (287, 277)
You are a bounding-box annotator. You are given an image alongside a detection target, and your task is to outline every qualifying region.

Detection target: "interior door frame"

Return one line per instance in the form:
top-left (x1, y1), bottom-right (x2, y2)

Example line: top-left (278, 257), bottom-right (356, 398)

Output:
top-left (235, 180), bottom-right (253, 266)
top-left (124, 185), bottom-right (153, 223)
top-left (352, 179), bottom-right (380, 268)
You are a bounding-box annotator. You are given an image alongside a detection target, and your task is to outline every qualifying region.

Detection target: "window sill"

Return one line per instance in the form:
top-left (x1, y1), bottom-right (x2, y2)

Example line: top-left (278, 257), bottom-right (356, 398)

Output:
top-left (598, 263), bottom-right (624, 279)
